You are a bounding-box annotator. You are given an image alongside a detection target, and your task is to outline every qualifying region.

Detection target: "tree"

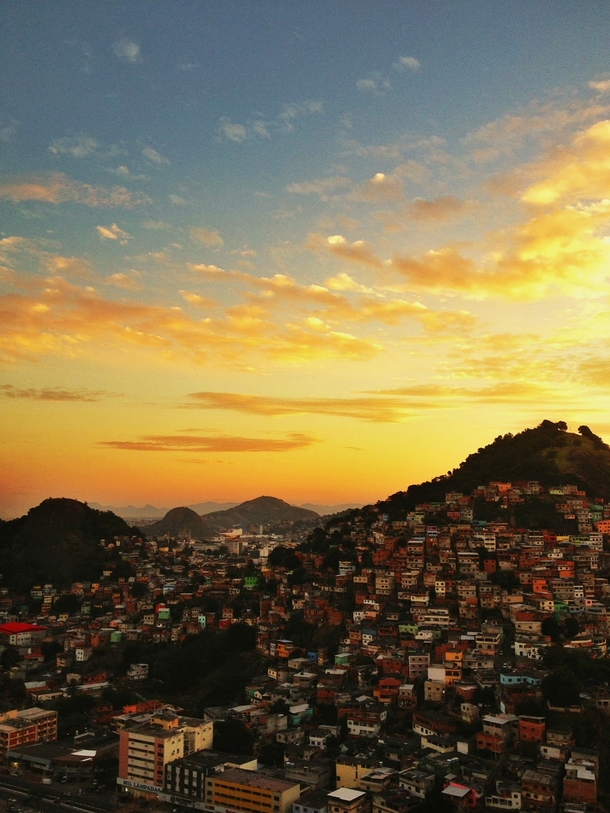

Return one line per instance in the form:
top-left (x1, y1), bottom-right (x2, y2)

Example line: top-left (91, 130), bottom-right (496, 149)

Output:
top-left (564, 615), bottom-right (580, 639)
top-left (53, 593), bottom-right (82, 616)
top-left (213, 719), bottom-right (253, 754)
top-left (542, 667), bottom-right (582, 707)
top-left (541, 616), bottom-right (562, 643)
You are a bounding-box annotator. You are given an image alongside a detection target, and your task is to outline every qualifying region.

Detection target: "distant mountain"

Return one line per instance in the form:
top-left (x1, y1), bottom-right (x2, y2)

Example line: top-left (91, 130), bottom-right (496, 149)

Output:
top-left (0, 498), bottom-right (137, 591)
top-left (378, 420), bottom-right (610, 515)
top-left (204, 496), bottom-right (319, 532)
top-left (90, 502), bottom-right (168, 518)
top-left (187, 501), bottom-right (239, 515)
top-left (147, 507), bottom-right (211, 539)
top-left (90, 501), bottom-right (240, 518)
top-left (300, 502), bottom-right (363, 515)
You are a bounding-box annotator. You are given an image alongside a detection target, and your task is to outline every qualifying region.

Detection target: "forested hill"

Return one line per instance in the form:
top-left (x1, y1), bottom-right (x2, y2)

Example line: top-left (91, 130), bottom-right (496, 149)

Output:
top-left (371, 421), bottom-right (610, 517)
top-left (0, 498), bottom-right (139, 591)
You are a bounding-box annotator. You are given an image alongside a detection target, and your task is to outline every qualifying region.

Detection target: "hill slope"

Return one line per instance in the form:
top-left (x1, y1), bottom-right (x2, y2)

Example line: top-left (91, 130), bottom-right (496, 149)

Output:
top-left (383, 420), bottom-right (610, 514)
top-left (147, 506), bottom-right (211, 538)
top-left (0, 498), bottom-right (137, 591)
top-left (204, 496), bottom-right (319, 532)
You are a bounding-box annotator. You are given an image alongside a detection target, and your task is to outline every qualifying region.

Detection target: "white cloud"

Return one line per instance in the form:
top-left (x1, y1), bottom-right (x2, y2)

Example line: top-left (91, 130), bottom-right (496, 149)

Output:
top-left (218, 101), bottom-right (323, 142)
top-left (276, 100), bottom-right (323, 132)
top-left (394, 55), bottom-right (421, 72)
top-left (252, 119), bottom-right (270, 138)
top-left (287, 175), bottom-right (353, 200)
top-left (169, 194), bottom-right (188, 205)
top-left (142, 146), bottom-right (169, 164)
top-left (218, 117), bottom-right (248, 143)
top-left (112, 39), bottom-right (142, 64)
top-left (49, 134), bottom-right (100, 158)
top-left (96, 223), bottom-right (131, 244)
top-left (356, 75), bottom-right (391, 95)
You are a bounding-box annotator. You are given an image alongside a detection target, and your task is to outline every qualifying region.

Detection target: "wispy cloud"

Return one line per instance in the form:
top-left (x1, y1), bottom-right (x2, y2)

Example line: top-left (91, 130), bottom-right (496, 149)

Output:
top-left (218, 118), bottom-right (247, 143)
top-left (0, 173), bottom-right (149, 208)
top-left (403, 195), bottom-right (474, 222)
top-left (287, 175), bottom-right (353, 200)
top-left (217, 100), bottom-right (323, 143)
top-left (112, 38), bottom-right (142, 64)
top-left (49, 134), bottom-right (100, 158)
top-left (184, 381), bottom-right (560, 423)
top-left (141, 146), bottom-right (169, 165)
top-left (0, 117), bottom-right (19, 144)
top-left (96, 223), bottom-right (131, 243)
top-left (189, 226), bottom-right (224, 247)
top-left (105, 271), bottom-right (142, 290)
top-left (588, 79), bottom-right (610, 94)
top-left (186, 391), bottom-right (433, 422)
top-left (0, 384), bottom-right (114, 402)
top-left (99, 432), bottom-right (317, 452)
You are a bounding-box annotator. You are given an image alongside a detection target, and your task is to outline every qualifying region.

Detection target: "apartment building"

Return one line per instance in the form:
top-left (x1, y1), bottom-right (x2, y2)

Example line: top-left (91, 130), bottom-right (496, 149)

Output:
top-left (205, 767), bottom-right (300, 813)
top-left (0, 708), bottom-right (57, 754)
top-left (117, 710), bottom-right (212, 797)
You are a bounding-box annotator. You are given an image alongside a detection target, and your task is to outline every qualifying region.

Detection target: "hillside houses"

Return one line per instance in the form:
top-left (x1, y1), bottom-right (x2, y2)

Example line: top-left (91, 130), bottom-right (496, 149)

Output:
top-left (2, 481), bottom-right (610, 810)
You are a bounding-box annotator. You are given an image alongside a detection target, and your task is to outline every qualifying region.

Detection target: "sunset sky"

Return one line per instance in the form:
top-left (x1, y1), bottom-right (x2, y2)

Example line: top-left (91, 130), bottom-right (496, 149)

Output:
top-left (3, 2), bottom-right (610, 517)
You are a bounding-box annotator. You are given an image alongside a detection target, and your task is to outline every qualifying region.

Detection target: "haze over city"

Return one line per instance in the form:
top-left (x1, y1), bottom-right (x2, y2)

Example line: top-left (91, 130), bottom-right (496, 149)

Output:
top-left (3, 2), bottom-right (610, 517)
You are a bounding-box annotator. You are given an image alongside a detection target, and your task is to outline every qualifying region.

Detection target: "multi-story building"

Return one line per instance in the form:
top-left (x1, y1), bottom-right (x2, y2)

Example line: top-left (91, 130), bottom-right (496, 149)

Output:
top-left (327, 788), bottom-right (370, 813)
top-left (117, 710), bottom-right (213, 797)
top-left (205, 767), bottom-right (300, 813)
top-left (0, 708), bottom-right (57, 754)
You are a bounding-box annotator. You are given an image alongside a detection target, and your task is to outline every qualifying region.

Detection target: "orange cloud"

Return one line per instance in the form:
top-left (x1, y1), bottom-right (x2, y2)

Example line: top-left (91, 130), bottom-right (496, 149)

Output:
top-left (520, 119), bottom-right (610, 206)
top-left (186, 391), bottom-right (435, 422)
top-left (463, 99), bottom-right (610, 163)
top-left (354, 173), bottom-right (403, 203)
top-left (0, 275), bottom-right (383, 366)
top-left (0, 173), bottom-right (149, 207)
top-left (0, 384), bottom-right (114, 401)
top-left (99, 432), bottom-right (318, 452)
top-left (307, 234), bottom-right (382, 268)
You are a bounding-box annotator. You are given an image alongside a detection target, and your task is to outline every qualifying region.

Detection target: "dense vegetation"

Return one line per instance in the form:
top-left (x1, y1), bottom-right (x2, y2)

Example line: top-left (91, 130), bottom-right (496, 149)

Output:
top-left (368, 421), bottom-right (610, 517)
top-left (0, 498), bottom-right (139, 591)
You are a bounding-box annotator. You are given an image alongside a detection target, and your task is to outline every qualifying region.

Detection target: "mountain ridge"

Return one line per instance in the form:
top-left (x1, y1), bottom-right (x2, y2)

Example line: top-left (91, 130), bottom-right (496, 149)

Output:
top-left (348, 421), bottom-right (610, 521)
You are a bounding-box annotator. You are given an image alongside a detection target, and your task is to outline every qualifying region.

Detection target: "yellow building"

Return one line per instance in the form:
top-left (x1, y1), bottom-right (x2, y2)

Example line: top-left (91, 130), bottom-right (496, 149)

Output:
top-left (335, 756), bottom-right (376, 790)
top-left (205, 767), bottom-right (300, 813)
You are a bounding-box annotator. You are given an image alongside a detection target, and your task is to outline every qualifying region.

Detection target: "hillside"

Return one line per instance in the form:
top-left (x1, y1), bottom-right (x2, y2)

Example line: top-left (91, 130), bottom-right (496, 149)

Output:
top-left (147, 506), bottom-right (211, 539)
top-left (204, 496), bottom-right (319, 532)
top-left (380, 420), bottom-right (610, 515)
top-left (0, 498), bottom-right (138, 591)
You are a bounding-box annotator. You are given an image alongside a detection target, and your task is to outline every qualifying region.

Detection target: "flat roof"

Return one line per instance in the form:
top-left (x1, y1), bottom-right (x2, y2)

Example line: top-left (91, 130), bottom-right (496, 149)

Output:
top-left (328, 788), bottom-right (365, 802)
top-left (442, 786), bottom-right (470, 798)
top-left (217, 767), bottom-right (298, 793)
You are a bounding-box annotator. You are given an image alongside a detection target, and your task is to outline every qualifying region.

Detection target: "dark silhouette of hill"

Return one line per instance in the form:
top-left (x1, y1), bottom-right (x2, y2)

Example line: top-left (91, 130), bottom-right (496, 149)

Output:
top-left (0, 498), bottom-right (137, 591)
top-left (147, 506), bottom-right (211, 538)
top-left (204, 496), bottom-right (319, 532)
top-left (380, 420), bottom-right (610, 514)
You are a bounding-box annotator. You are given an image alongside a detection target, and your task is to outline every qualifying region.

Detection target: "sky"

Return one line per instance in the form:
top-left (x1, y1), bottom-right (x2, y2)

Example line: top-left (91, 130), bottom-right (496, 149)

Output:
top-left (3, 1), bottom-right (610, 517)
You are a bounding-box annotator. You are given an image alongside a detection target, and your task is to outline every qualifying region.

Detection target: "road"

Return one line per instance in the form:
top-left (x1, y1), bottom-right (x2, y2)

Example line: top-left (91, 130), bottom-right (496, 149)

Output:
top-left (0, 777), bottom-right (113, 813)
